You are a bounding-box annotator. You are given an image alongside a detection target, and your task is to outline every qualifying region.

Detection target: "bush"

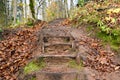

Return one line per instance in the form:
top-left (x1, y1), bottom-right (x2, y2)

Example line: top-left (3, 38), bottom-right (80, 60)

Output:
top-left (69, 0), bottom-right (120, 51)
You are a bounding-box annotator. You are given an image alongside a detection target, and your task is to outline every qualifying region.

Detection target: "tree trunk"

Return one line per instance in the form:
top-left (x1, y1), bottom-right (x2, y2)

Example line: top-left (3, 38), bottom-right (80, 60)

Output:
top-left (64, 0), bottom-right (69, 18)
top-left (25, 0), bottom-right (27, 19)
top-left (42, 0), bottom-right (46, 20)
top-left (13, 0), bottom-right (17, 24)
top-left (70, 0), bottom-right (74, 9)
top-left (29, 0), bottom-right (35, 19)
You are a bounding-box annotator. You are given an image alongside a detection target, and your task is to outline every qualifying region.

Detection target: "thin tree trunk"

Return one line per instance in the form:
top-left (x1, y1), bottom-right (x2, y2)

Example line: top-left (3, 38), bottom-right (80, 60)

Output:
top-left (70, 0), bottom-right (74, 9)
top-left (37, 0), bottom-right (44, 19)
top-left (64, 0), bottom-right (69, 18)
top-left (13, 0), bottom-right (17, 24)
top-left (42, 0), bottom-right (46, 20)
top-left (25, 0), bottom-right (27, 19)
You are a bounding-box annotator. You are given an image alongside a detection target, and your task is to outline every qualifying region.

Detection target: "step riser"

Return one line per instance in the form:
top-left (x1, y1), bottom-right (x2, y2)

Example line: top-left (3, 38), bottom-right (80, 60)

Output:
top-left (36, 73), bottom-right (78, 80)
top-left (44, 57), bottom-right (73, 65)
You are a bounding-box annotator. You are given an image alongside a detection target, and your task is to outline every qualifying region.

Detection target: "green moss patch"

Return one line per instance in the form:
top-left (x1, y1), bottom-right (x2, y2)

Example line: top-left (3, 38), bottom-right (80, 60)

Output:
top-left (24, 58), bottom-right (46, 74)
top-left (68, 60), bottom-right (83, 70)
top-left (96, 31), bottom-right (120, 52)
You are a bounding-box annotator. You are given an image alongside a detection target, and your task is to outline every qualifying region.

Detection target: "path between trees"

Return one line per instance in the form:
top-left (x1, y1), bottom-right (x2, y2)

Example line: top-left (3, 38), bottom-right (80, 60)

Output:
top-left (0, 19), bottom-right (120, 80)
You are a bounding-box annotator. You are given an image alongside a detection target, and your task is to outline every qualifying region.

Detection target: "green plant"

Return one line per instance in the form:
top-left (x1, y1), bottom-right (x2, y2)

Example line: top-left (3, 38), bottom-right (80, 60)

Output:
top-left (26, 18), bottom-right (34, 26)
top-left (30, 77), bottom-right (36, 80)
top-left (97, 20), bottom-right (111, 34)
top-left (69, 0), bottom-right (120, 52)
top-left (68, 60), bottom-right (83, 70)
top-left (0, 28), bottom-right (3, 40)
top-left (78, 0), bottom-right (89, 7)
top-left (24, 58), bottom-right (46, 74)
top-left (97, 31), bottom-right (120, 52)
top-left (0, 28), bottom-right (2, 32)
top-left (78, 0), bottom-right (85, 7)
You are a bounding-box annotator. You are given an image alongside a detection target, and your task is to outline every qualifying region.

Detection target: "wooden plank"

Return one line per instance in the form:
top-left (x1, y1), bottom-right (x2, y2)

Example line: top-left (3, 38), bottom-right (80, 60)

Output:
top-left (44, 42), bottom-right (72, 47)
top-left (43, 35), bottom-right (72, 38)
top-left (38, 54), bottom-right (76, 58)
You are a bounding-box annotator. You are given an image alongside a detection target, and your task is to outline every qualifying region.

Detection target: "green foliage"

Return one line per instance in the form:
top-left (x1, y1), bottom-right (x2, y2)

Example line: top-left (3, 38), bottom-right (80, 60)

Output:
top-left (0, 28), bottom-right (3, 40)
top-left (70, 1), bottom-right (102, 25)
top-left (24, 58), bottom-right (46, 74)
top-left (30, 77), bottom-right (36, 80)
top-left (26, 18), bottom-right (34, 26)
top-left (68, 60), bottom-right (83, 70)
top-left (24, 61), bottom-right (40, 74)
top-left (77, 0), bottom-right (89, 7)
top-left (0, 28), bottom-right (2, 32)
top-left (78, 0), bottom-right (85, 7)
top-left (97, 20), bottom-right (111, 34)
top-left (0, 0), bottom-right (7, 28)
top-left (46, 1), bottom-right (61, 21)
top-left (70, 0), bottom-right (120, 51)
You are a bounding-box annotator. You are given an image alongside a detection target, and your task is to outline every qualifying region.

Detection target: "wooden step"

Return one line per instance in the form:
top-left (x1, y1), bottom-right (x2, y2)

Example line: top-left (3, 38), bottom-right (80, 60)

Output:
top-left (43, 35), bottom-right (72, 38)
top-left (24, 70), bottom-right (78, 80)
top-left (44, 42), bottom-right (72, 47)
top-left (36, 68), bottom-right (78, 80)
top-left (36, 53), bottom-right (82, 65)
top-left (37, 54), bottom-right (76, 58)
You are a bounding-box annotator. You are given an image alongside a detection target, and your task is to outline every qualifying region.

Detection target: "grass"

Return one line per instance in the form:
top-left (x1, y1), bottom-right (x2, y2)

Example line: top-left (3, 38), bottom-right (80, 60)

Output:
top-left (87, 25), bottom-right (120, 52)
top-left (31, 77), bottom-right (36, 80)
top-left (0, 28), bottom-right (3, 40)
top-left (68, 60), bottom-right (83, 70)
top-left (24, 58), bottom-right (46, 74)
top-left (97, 31), bottom-right (120, 52)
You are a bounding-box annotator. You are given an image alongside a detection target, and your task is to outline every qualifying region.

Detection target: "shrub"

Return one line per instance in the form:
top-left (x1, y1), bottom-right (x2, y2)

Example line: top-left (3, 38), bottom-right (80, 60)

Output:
top-left (69, 0), bottom-right (120, 51)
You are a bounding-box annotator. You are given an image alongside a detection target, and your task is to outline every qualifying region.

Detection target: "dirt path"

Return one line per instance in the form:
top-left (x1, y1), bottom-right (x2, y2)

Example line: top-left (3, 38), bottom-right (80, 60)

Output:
top-left (20, 19), bottom-right (120, 80)
top-left (0, 19), bottom-right (120, 80)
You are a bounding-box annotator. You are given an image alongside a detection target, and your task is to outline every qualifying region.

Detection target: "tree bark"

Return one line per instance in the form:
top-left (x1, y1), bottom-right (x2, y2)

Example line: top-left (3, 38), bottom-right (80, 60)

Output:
top-left (13, 0), bottom-right (17, 24)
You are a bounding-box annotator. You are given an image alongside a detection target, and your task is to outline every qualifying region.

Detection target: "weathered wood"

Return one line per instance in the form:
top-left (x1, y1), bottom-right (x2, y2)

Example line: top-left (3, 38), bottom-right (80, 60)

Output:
top-left (44, 43), bottom-right (72, 47)
top-left (41, 28), bottom-right (73, 38)
top-left (36, 71), bottom-right (78, 74)
top-left (76, 53), bottom-right (81, 64)
top-left (43, 35), bottom-right (72, 38)
top-left (38, 54), bottom-right (76, 58)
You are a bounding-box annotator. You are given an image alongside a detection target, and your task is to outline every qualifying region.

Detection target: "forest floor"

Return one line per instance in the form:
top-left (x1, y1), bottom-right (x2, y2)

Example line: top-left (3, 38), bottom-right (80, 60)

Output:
top-left (0, 19), bottom-right (120, 80)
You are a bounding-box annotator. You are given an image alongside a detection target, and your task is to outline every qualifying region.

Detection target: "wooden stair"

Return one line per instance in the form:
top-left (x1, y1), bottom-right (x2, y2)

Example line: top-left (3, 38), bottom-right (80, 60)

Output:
top-left (23, 27), bottom-right (81, 80)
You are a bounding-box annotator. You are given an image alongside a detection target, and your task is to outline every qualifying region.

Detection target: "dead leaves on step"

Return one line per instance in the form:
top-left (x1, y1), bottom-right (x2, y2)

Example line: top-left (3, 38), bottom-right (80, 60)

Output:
top-left (0, 22), bottom-right (45, 80)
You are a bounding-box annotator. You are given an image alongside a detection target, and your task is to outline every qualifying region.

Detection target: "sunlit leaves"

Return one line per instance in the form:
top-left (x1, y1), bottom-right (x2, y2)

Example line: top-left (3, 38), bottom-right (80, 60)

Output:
top-left (46, 1), bottom-right (59, 21)
top-left (107, 8), bottom-right (120, 15)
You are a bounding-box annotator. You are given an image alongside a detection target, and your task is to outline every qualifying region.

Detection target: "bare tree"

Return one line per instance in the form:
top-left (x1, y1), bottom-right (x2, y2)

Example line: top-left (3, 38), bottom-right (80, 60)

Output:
top-left (37, 0), bottom-right (44, 19)
top-left (70, 0), bottom-right (74, 9)
top-left (64, 0), bottom-right (69, 18)
top-left (25, 0), bottom-right (27, 19)
top-left (13, 0), bottom-right (17, 24)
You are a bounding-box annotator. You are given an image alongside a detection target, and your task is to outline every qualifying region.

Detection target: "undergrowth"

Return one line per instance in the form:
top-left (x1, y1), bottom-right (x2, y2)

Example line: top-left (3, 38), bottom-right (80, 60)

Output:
top-left (24, 58), bottom-right (46, 74)
top-left (68, 60), bottom-right (83, 70)
top-left (69, 0), bottom-right (120, 52)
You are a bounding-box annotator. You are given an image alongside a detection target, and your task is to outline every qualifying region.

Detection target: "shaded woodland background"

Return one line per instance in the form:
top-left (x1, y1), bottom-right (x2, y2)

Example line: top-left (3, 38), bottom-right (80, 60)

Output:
top-left (0, 0), bottom-right (80, 27)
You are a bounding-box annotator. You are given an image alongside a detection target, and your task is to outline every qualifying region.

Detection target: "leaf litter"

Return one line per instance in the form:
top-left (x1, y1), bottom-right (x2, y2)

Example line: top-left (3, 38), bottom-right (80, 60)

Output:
top-left (0, 19), bottom-right (120, 80)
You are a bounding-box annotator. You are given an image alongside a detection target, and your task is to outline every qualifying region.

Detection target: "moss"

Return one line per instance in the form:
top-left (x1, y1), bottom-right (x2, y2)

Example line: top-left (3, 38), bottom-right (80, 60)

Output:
top-left (68, 60), bottom-right (83, 70)
top-left (29, 0), bottom-right (35, 19)
top-left (24, 58), bottom-right (46, 74)
top-left (96, 31), bottom-right (120, 52)
top-left (30, 77), bottom-right (36, 80)
top-left (0, 28), bottom-right (3, 40)
top-left (26, 18), bottom-right (34, 27)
